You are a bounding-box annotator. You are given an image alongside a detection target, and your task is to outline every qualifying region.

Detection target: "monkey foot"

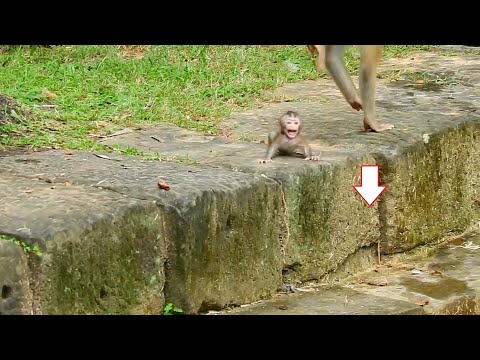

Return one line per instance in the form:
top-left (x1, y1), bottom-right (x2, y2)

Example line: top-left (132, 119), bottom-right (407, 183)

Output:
top-left (363, 119), bottom-right (395, 132)
top-left (350, 100), bottom-right (363, 111)
top-left (258, 159), bottom-right (273, 164)
top-left (305, 156), bottom-right (321, 161)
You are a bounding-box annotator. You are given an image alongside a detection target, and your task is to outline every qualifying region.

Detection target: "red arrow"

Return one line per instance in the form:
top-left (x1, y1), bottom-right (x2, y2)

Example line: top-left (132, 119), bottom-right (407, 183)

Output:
top-left (353, 165), bottom-right (387, 206)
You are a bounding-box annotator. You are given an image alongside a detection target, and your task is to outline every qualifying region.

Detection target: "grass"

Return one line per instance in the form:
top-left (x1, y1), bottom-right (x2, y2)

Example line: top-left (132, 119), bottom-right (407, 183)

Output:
top-left (0, 45), bottom-right (434, 153)
top-left (0, 233), bottom-right (43, 256)
top-left (378, 70), bottom-right (460, 86)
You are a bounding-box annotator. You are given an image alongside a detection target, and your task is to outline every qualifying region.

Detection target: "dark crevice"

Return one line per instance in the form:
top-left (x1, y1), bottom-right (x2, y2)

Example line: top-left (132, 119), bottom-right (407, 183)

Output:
top-left (2, 285), bottom-right (12, 299)
top-left (370, 152), bottom-right (392, 259)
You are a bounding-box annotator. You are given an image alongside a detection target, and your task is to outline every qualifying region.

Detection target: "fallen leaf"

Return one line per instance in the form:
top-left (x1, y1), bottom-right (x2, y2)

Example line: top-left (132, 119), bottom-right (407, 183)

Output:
top-left (278, 305), bottom-right (288, 310)
top-left (296, 287), bottom-right (316, 293)
top-left (118, 45), bottom-right (148, 60)
top-left (415, 299), bottom-right (429, 306)
top-left (206, 310), bottom-right (221, 315)
top-left (260, 139), bottom-right (266, 144)
top-left (64, 150), bottom-right (75, 156)
top-left (98, 128), bottom-right (133, 139)
top-left (42, 88), bottom-right (58, 99)
top-left (415, 79), bottom-right (425, 84)
top-left (363, 278), bottom-right (388, 286)
top-left (430, 270), bottom-right (443, 276)
top-left (64, 182), bottom-right (72, 186)
top-left (158, 180), bottom-right (171, 190)
top-left (32, 104), bottom-right (57, 109)
top-left (219, 129), bottom-right (233, 138)
top-left (150, 135), bottom-right (164, 143)
top-left (93, 153), bottom-right (120, 161)
top-left (458, 241), bottom-right (480, 250)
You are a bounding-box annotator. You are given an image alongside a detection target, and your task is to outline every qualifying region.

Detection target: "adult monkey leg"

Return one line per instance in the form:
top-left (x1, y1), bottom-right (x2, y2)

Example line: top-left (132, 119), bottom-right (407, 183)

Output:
top-left (324, 45), bottom-right (394, 132)
top-left (359, 45), bottom-right (394, 132)
top-left (307, 45), bottom-right (326, 71)
top-left (324, 45), bottom-right (363, 111)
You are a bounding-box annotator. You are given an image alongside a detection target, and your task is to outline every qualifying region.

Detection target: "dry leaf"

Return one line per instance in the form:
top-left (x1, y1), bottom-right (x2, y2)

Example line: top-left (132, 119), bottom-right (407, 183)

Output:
top-left (64, 150), bottom-right (75, 156)
top-left (119, 45), bottom-right (148, 60)
top-left (157, 180), bottom-right (171, 190)
top-left (415, 299), bottom-right (429, 306)
top-left (93, 153), bottom-right (120, 161)
top-left (278, 305), bottom-right (288, 310)
top-left (219, 129), bottom-right (233, 138)
top-left (430, 270), bottom-right (443, 276)
top-left (415, 79), bottom-right (425, 84)
top-left (374, 264), bottom-right (383, 272)
top-left (296, 287), bottom-right (315, 293)
top-left (363, 278), bottom-right (388, 286)
top-left (98, 129), bottom-right (133, 139)
top-left (64, 182), bottom-right (72, 186)
top-left (150, 135), bottom-right (164, 143)
top-left (42, 88), bottom-right (58, 99)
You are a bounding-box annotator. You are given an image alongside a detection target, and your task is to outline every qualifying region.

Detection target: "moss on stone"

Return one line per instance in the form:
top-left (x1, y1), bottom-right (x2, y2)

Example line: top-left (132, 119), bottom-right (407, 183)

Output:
top-left (0, 239), bottom-right (32, 314)
top-left (39, 207), bottom-right (165, 314)
top-left (281, 155), bottom-right (381, 284)
top-left (382, 123), bottom-right (479, 253)
top-left (163, 178), bottom-right (283, 314)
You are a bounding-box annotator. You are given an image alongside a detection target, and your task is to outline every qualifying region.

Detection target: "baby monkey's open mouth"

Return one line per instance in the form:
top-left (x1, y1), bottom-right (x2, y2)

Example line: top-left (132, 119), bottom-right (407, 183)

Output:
top-left (286, 129), bottom-right (298, 138)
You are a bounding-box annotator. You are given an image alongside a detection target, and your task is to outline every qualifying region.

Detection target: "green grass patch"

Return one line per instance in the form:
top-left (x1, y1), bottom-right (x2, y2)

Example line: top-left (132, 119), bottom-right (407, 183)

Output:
top-left (107, 144), bottom-right (199, 164)
top-left (378, 70), bottom-right (460, 87)
top-left (0, 233), bottom-right (43, 256)
top-left (0, 45), bottom-right (434, 152)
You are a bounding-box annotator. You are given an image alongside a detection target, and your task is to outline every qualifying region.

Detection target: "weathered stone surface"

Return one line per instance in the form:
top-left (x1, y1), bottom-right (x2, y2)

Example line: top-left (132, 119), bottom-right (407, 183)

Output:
top-left (344, 232), bottom-right (480, 315)
top-left (0, 152), bottom-right (283, 313)
top-left (222, 232), bottom-right (480, 316)
top-left (0, 240), bottom-right (31, 315)
top-left (0, 172), bottom-right (166, 314)
top-left (270, 157), bottom-right (381, 284)
top-left (223, 285), bottom-right (424, 315)
top-left (380, 123), bottom-right (480, 253)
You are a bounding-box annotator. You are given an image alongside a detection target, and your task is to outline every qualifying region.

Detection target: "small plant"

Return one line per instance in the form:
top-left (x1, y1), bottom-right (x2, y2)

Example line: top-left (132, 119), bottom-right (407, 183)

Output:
top-left (0, 234), bottom-right (43, 257)
top-left (163, 303), bottom-right (183, 315)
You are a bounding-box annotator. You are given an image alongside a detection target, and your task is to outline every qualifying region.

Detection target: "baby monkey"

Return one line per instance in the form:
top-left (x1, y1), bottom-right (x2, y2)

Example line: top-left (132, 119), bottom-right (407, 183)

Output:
top-left (259, 111), bottom-right (321, 164)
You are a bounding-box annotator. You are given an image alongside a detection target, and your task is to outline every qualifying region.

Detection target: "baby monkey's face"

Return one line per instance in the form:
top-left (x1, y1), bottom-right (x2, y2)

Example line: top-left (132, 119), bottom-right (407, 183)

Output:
top-left (281, 115), bottom-right (301, 139)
